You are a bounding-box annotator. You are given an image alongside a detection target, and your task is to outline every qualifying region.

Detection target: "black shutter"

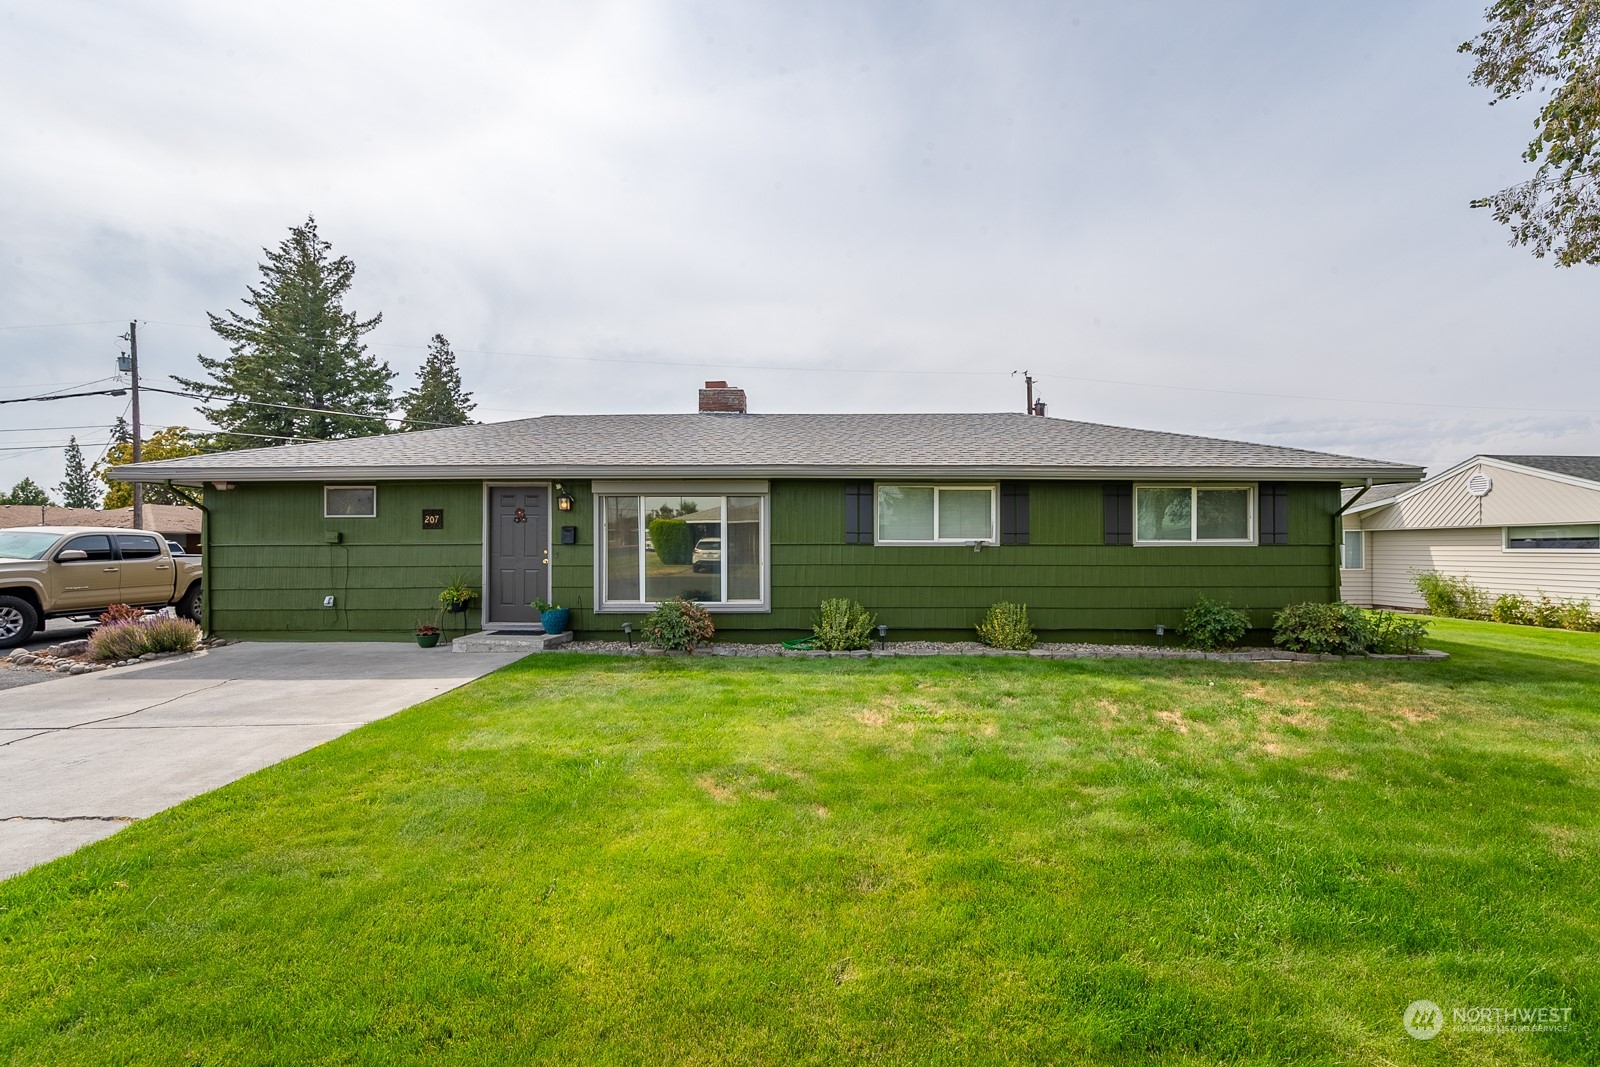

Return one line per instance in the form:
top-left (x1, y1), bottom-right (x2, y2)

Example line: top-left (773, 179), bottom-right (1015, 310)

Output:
top-left (1103, 482), bottom-right (1132, 545)
top-left (1258, 482), bottom-right (1289, 544)
top-left (1000, 483), bottom-right (1030, 545)
top-left (844, 482), bottom-right (874, 543)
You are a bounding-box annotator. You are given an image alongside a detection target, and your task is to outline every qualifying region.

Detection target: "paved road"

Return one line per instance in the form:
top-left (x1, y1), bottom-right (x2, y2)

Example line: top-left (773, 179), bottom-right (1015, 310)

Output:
top-left (0, 642), bottom-right (522, 879)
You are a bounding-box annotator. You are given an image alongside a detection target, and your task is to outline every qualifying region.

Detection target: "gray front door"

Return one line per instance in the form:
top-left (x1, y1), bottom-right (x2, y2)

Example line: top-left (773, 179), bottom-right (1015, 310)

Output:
top-left (489, 487), bottom-right (549, 624)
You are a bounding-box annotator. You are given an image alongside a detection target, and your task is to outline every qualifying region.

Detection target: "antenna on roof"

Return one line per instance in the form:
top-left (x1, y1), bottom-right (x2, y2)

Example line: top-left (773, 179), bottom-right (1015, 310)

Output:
top-left (1011, 370), bottom-right (1045, 416)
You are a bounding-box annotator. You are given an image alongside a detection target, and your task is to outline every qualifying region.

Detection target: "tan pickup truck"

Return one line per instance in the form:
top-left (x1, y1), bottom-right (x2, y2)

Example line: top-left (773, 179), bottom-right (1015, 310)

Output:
top-left (0, 526), bottom-right (204, 648)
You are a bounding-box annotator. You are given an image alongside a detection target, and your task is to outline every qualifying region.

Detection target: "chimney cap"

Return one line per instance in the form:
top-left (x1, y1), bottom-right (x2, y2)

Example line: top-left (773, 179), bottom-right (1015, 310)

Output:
top-left (703, 380), bottom-right (728, 389)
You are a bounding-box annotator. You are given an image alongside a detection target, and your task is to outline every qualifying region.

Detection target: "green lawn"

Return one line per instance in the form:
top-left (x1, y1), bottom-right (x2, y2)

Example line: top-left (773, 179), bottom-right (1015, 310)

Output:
top-left (2, 619), bottom-right (1597, 1065)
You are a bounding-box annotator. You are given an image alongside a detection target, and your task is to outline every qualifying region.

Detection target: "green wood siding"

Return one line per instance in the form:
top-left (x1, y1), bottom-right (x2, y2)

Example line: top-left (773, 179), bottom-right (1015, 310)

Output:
top-left (204, 477), bottom-right (1341, 641)
top-left (204, 481), bottom-right (485, 639)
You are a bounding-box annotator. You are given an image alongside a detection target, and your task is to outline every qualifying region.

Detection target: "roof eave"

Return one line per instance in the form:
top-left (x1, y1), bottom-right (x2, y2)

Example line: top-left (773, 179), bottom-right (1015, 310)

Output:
top-left (115, 462), bottom-right (1426, 485)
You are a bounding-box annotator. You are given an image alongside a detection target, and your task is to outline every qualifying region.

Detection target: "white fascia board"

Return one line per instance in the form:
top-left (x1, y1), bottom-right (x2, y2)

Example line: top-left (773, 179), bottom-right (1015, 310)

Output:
top-left (113, 463), bottom-right (1426, 484)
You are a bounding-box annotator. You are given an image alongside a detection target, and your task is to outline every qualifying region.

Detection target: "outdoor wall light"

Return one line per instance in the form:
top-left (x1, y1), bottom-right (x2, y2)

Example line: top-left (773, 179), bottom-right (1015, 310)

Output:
top-left (555, 484), bottom-right (575, 512)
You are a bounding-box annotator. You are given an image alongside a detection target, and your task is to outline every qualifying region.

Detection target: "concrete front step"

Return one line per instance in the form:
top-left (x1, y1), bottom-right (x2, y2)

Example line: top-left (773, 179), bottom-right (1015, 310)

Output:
top-left (452, 631), bottom-right (573, 653)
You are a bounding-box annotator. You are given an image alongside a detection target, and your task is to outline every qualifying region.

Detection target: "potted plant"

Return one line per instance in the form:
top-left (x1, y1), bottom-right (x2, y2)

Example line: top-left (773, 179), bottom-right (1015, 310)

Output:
top-left (532, 598), bottom-right (570, 636)
top-left (415, 621), bottom-right (442, 648)
top-left (439, 576), bottom-right (476, 615)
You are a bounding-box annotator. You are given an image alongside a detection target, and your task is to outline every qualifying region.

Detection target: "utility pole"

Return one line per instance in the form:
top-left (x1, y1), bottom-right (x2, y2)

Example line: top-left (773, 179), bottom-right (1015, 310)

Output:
top-left (127, 320), bottom-right (143, 530)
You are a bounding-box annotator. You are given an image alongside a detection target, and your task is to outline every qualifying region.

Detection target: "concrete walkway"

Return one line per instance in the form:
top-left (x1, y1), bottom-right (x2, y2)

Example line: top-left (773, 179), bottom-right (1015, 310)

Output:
top-left (0, 642), bottom-right (522, 879)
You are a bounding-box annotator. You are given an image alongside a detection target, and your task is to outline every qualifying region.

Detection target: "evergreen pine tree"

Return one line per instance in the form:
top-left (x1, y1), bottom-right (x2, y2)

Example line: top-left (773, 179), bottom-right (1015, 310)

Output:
top-left (174, 215), bottom-right (395, 446)
top-left (110, 415), bottom-right (131, 446)
top-left (1, 478), bottom-right (54, 506)
top-left (399, 334), bottom-right (476, 431)
top-left (57, 437), bottom-right (98, 508)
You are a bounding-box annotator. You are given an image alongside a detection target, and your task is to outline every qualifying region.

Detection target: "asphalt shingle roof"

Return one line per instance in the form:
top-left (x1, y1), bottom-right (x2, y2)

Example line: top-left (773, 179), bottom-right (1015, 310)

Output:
top-left (115, 412), bottom-right (1423, 483)
top-left (1484, 455), bottom-right (1600, 485)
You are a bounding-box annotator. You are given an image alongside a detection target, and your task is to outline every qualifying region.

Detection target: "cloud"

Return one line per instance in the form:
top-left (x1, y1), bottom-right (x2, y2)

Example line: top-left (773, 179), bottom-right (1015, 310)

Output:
top-left (1, 0), bottom-right (1596, 494)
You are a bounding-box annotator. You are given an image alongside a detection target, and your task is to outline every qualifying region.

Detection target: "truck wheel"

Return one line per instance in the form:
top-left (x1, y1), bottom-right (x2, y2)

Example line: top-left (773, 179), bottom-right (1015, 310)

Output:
top-left (176, 582), bottom-right (203, 624)
top-left (0, 595), bottom-right (39, 650)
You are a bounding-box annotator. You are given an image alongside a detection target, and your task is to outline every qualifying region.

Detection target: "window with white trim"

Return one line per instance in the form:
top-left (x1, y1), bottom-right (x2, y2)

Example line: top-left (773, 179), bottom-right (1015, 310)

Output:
top-left (324, 486), bottom-right (376, 518)
top-left (598, 493), bottom-right (767, 608)
top-left (1133, 486), bottom-right (1254, 545)
top-left (1505, 524), bottom-right (1600, 550)
top-left (876, 485), bottom-right (997, 544)
top-left (1342, 530), bottom-right (1365, 569)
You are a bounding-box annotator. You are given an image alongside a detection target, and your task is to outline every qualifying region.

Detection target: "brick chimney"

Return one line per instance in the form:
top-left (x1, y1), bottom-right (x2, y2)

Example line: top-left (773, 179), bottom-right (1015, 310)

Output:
top-left (698, 381), bottom-right (747, 413)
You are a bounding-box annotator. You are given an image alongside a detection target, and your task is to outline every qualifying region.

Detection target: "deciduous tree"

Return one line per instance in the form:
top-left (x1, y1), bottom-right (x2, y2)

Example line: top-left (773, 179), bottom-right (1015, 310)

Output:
top-left (1461, 1), bottom-right (1600, 265)
top-left (1, 478), bottom-right (54, 506)
top-left (95, 427), bottom-right (211, 508)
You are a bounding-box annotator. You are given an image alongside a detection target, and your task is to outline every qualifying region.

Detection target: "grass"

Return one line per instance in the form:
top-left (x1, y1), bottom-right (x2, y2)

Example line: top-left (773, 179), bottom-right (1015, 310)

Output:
top-left (1, 617), bottom-right (1597, 1065)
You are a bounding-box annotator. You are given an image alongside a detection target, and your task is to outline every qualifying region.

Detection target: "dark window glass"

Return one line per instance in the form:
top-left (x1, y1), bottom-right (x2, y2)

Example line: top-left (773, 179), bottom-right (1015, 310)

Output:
top-left (1506, 524), bottom-right (1600, 550)
top-left (59, 535), bottom-right (114, 561)
top-left (1103, 483), bottom-right (1132, 545)
top-left (844, 482), bottom-right (873, 544)
top-left (117, 534), bottom-right (163, 559)
top-left (1000, 483), bottom-right (1030, 545)
top-left (1258, 482), bottom-right (1289, 545)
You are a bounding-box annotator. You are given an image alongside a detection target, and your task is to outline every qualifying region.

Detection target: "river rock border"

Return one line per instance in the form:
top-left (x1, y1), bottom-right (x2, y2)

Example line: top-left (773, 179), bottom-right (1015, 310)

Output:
top-left (555, 640), bottom-right (1448, 662)
top-left (6, 637), bottom-right (236, 676)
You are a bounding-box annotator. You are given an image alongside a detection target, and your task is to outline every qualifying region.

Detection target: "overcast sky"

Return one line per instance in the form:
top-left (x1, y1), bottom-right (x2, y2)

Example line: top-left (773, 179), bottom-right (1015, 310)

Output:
top-left (1, 0), bottom-right (1593, 497)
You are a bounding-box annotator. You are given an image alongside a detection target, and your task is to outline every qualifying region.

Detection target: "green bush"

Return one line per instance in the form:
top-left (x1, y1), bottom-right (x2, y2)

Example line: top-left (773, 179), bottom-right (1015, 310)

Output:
top-left (648, 518), bottom-right (694, 565)
top-left (1491, 592), bottom-right (1531, 625)
top-left (1272, 602), bottom-right (1371, 655)
top-left (1558, 599), bottom-right (1599, 632)
top-left (1180, 595), bottom-right (1251, 651)
top-left (1364, 610), bottom-right (1430, 655)
top-left (640, 597), bottom-right (715, 652)
top-left (976, 602), bottom-right (1036, 650)
top-left (89, 615), bottom-right (201, 662)
top-left (1412, 571), bottom-right (1490, 619)
top-left (812, 598), bottom-right (877, 651)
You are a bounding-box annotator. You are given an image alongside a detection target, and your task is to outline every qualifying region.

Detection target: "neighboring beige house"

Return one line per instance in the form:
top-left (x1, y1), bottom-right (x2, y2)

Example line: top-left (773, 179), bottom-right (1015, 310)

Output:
top-left (0, 504), bottom-right (203, 553)
top-left (1340, 455), bottom-right (1600, 610)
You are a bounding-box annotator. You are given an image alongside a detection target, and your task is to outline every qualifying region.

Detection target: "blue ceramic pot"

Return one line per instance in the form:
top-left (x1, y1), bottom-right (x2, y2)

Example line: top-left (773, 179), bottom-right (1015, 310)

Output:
top-left (540, 608), bottom-right (570, 635)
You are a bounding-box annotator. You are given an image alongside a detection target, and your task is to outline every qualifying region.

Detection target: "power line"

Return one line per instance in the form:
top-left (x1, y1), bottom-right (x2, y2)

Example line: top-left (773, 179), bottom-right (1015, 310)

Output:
top-left (0, 424), bottom-right (110, 433)
top-left (144, 385), bottom-right (451, 427)
top-left (0, 320), bottom-right (121, 331)
top-left (0, 441), bottom-right (110, 452)
top-left (0, 388), bottom-right (127, 406)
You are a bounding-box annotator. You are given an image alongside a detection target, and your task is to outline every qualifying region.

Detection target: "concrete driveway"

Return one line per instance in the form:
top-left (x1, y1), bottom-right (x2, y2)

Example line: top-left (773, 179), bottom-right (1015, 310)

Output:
top-left (0, 642), bottom-right (522, 879)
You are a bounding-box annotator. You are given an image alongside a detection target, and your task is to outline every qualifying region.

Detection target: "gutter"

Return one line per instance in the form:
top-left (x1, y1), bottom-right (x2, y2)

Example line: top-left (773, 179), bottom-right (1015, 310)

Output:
top-left (165, 481), bottom-right (212, 636)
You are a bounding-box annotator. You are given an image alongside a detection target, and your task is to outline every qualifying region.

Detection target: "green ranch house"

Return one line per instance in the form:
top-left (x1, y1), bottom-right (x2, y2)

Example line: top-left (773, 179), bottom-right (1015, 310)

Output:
top-left (115, 383), bottom-right (1422, 643)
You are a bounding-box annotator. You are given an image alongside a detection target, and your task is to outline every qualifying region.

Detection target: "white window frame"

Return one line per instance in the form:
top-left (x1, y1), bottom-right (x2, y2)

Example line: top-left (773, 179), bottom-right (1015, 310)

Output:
top-left (1502, 524), bottom-right (1600, 552)
top-left (873, 483), bottom-right (999, 546)
top-left (1342, 529), bottom-right (1365, 570)
top-left (323, 485), bottom-right (377, 519)
top-left (594, 492), bottom-right (771, 613)
top-left (1132, 484), bottom-right (1257, 546)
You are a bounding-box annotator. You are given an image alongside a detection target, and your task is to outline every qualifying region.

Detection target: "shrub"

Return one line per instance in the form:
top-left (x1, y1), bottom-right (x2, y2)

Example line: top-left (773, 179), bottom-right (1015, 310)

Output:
top-left (640, 596), bottom-right (715, 652)
top-left (1491, 592), bottom-right (1531, 626)
top-left (1558, 599), bottom-right (1599, 632)
top-left (1180, 595), bottom-right (1250, 651)
top-left (1272, 602), bottom-right (1371, 655)
top-left (1528, 594), bottom-right (1566, 629)
top-left (1412, 571), bottom-right (1489, 619)
top-left (98, 602), bottom-right (145, 626)
top-left (89, 615), bottom-right (201, 662)
top-left (648, 518), bottom-right (694, 565)
top-left (976, 602), bottom-right (1036, 650)
top-left (812, 598), bottom-right (876, 651)
top-left (1365, 610), bottom-right (1429, 655)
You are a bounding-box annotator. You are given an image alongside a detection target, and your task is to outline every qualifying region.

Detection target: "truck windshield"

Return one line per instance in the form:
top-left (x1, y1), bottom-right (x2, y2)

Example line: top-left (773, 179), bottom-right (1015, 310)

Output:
top-left (0, 531), bottom-right (61, 560)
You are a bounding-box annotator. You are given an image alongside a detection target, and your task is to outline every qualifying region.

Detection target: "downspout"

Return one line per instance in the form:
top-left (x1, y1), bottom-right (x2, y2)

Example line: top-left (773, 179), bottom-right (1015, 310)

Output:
top-left (166, 481), bottom-right (212, 636)
top-left (1332, 479), bottom-right (1373, 604)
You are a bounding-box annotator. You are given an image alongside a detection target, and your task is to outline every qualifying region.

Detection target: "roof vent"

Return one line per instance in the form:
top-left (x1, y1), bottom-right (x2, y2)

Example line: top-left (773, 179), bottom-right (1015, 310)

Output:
top-left (698, 381), bottom-right (747, 413)
top-left (1466, 473), bottom-right (1493, 498)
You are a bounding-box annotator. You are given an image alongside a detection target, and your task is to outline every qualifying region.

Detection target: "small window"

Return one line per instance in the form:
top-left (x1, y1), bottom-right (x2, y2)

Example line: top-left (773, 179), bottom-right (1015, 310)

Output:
top-left (876, 485), bottom-right (996, 544)
top-left (1134, 486), bottom-right (1254, 545)
top-left (59, 534), bottom-right (114, 562)
top-left (1258, 483), bottom-right (1289, 545)
top-left (1103, 482), bottom-right (1133, 545)
top-left (324, 486), bottom-right (377, 518)
top-left (1000, 483), bottom-right (1029, 545)
top-left (116, 534), bottom-right (164, 560)
top-left (844, 482), bottom-right (874, 544)
top-left (1506, 524), bottom-right (1600, 550)
top-left (1342, 530), bottom-right (1365, 570)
